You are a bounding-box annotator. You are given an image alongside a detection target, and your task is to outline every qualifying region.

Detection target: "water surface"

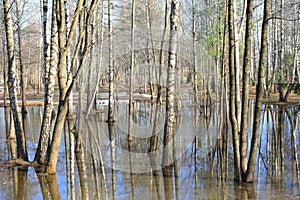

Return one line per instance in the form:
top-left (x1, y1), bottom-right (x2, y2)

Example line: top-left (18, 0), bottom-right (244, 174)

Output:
top-left (0, 101), bottom-right (299, 199)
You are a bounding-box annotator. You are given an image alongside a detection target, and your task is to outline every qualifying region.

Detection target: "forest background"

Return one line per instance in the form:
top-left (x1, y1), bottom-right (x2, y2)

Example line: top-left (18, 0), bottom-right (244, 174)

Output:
top-left (0, 0), bottom-right (299, 185)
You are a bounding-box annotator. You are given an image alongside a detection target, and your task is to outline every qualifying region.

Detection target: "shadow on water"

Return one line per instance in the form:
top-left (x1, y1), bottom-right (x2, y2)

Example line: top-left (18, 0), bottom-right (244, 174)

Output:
top-left (0, 101), bottom-right (300, 199)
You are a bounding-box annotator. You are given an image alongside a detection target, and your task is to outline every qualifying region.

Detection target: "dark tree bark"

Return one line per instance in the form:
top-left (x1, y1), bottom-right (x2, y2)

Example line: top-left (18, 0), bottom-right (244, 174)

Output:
top-left (240, 0), bottom-right (253, 178)
top-left (228, 0), bottom-right (241, 182)
top-left (107, 0), bottom-right (115, 123)
top-left (246, 0), bottom-right (270, 183)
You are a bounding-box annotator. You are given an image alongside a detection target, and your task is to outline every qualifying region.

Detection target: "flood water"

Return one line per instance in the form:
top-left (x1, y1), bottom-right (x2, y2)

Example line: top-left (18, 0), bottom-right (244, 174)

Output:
top-left (0, 99), bottom-right (299, 199)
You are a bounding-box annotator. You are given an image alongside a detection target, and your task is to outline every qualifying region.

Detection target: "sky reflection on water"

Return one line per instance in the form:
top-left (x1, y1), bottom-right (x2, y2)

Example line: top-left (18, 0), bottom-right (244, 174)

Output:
top-left (0, 102), bottom-right (299, 199)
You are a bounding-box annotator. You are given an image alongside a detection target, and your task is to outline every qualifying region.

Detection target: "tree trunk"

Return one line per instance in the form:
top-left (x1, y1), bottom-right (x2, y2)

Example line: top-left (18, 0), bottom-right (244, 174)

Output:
top-left (3, 0), bottom-right (28, 161)
top-left (146, 1), bottom-right (154, 101)
top-left (2, 39), bottom-right (11, 139)
top-left (240, 0), bottom-right (253, 178)
top-left (46, 0), bottom-right (97, 174)
top-left (221, 0), bottom-right (229, 181)
top-left (35, 0), bottom-right (58, 165)
top-left (128, 0), bottom-right (136, 143)
top-left (85, 2), bottom-right (104, 116)
top-left (292, 4), bottom-right (299, 83)
top-left (277, 0), bottom-right (286, 102)
top-left (15, 0), bottom-right (28, 114)
top-left (85, 1), bottom-right (104, 117)
top-left (271, 1), bottom-right (278, 93)
top-left (233, 0), bottom-right (241, 128)
top-left (45, 0), bottom-right (70, 169)
top-left (192, 0), bottom-right (198, 104)
top-left (158, 0), bottom-right (170, 99)
top-left (150, 0), bottom-right (169, 152)
top-left (46, 99), bottom-right (69, 174)
top-left (228, 0), bottom-right (241, 182)
top-left (245, 0), bottom-right (269, 182)
top-left (107, 0), bottom-right (114, 123)
top-left (162, 0), bottom-right (179, 168)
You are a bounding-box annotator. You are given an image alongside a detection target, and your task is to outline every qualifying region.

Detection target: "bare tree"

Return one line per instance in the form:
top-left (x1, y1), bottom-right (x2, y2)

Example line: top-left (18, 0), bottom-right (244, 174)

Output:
top-left (246, 0), bottom-right (270, 182)
top-left (162, 0), bottom-right (179, 169)
top-left (34, 0), bottom-right (58, 165)
top-left (15, 0), bottom-right (28, 114)
top-left (107, 0), bottom-right (114, 123)
top-left (228, 0), bottom-right (241, 181)
top-left (192, 0), bottom-right (198, 104)
top-left (128, 0), bottom-right (136, 143)
top-left (3, 0), bottom-right (28, 161)
top-left (85, 1), bottom-right (104, 117)
top-left (46, 0), bottom-right (97, 174)
top-left (149, 0), bottom-right (169, 153)
top-left (240, 0), bottom-right (253, 178)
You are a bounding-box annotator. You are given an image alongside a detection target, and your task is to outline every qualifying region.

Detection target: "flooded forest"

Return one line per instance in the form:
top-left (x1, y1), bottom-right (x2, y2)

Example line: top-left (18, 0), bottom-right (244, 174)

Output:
top-left (0, 0), bottom-right (300, 199)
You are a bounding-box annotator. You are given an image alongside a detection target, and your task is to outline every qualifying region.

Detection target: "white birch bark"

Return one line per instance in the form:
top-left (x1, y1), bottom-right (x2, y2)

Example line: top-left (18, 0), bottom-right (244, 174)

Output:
top-left (162, 0), bottom-right (179, 168)
top-left (3, 0), bottom-right (28, 161)
top-left (35, 0), bottom-right (58, 165)
top-left (46, 0), bottom-right (97, 174)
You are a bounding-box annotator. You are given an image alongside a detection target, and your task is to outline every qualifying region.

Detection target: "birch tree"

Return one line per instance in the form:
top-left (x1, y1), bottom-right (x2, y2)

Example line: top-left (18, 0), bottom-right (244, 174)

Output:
top-left (34, 0), bottom-right (58, 165)
top-left (3, 0), bottom-right (28, 161)
top-left (162, 0), bottom-right (179, 169)
top-left (15, 0), bottom-right (27, 114)
top-left (46, 0), bottom-right (97, 174)
top-left (233, 0), bottom-right (241, 127)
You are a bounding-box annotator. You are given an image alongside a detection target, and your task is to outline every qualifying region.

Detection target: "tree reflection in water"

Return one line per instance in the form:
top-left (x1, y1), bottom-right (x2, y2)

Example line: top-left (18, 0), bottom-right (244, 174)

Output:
top-left (0, 102), bottom-right (299, 199)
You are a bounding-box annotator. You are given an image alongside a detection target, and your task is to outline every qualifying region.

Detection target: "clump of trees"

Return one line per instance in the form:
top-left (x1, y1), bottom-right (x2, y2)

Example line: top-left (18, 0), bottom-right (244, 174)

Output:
top-left (1, 0), bottom-right (299, 183)
top-left (2, 0), bottom-right (98, 173)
